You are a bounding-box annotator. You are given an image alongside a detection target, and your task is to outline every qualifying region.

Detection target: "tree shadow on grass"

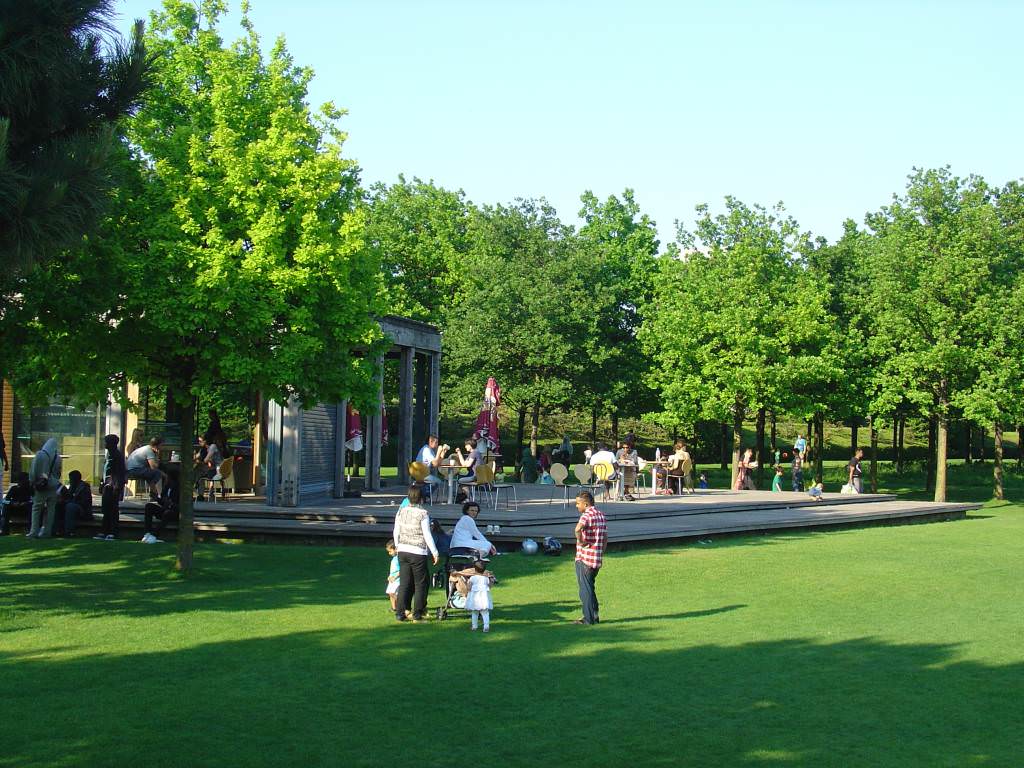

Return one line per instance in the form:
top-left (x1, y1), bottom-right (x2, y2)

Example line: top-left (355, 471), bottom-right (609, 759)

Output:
top-left (0, 624), bottom-right (1020, 768)
top-left (0, 537), bottom-right (574, 622)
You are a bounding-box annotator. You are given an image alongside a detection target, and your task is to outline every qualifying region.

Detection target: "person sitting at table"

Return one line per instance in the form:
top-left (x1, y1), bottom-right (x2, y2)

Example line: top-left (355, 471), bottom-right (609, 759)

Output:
top-left (1, 472), bottom-right (33, 536)
top-left (450, 501), bottom-right (496, 557)
top-left (666, 440), bottom-right (695, 495)
top-left (454, 438), bottom-right (483, 485)
top-left (126, 436), bottom-right (166, 500)
top-left (588, 443), bottom-right (618, 497)
top-left (416, 435), bottom-right (449, 488)
top-left (616, 441), bottom-right (639, 501)
top-left (193, 435), bottom-right (222, 495)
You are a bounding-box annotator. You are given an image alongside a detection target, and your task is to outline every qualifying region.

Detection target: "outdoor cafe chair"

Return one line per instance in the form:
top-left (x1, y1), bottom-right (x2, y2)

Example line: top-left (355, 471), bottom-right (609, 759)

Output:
top-left (572, 464), bottom-right (603, 498)
top-left (592, 461), bottom-right (616, 502)
top-left (463, 464), bottom-right (494, 506)
top-left (198, 456), bottom-right (235, 502)
top-left (490, 470), bottom-right (518, 513)
top-left (635, 457), bottom-right (648, 496)
top-left (407, 461), bottom-right (437, 505)
top-left (547, 462), bottom-right (571, 509)
top-left (666, 457), bottom-right (693, 495)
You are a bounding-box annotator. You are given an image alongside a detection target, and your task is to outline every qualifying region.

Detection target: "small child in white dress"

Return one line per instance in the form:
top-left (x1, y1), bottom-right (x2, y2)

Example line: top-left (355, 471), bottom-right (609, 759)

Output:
top-left (385, 540), bottom-right (400, 611)
top-left (465, 560), bottom-right (493, 632)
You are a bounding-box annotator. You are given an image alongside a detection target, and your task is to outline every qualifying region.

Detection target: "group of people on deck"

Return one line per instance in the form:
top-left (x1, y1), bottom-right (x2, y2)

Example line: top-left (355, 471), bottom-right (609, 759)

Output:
top-left (415, 433), bottom-right (493, 500)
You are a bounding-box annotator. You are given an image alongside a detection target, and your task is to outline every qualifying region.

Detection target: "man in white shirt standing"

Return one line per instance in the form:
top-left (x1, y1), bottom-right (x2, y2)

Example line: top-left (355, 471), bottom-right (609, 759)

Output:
top-left (392, 486), bottom-right (439, 623)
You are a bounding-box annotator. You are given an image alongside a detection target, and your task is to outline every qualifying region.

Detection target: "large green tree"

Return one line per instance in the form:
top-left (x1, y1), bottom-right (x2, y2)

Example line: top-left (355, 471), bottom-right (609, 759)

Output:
top-left (7, 0), bottom-right (384, 571)
top-left (365, 176), bottom-right (475, 322)
top-left (642, 198), bottom-right (838, 488)
top-left (574, 189), bottom-right (660, 442)
top-left (863, 168), bottom-right (1005, 502)
top-left (0, 0), bottom-right (148, 274)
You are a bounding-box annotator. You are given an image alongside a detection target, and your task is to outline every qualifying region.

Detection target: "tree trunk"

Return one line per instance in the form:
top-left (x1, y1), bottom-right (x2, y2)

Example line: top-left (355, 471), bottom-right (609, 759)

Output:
top-left (963, 419), bottom-right (972, 464)
top-left (611, 411), bottom-right (619, 445)
top-left (731, 401), bottom-right (743, 489)
top-left (769, 410), bottom-right (777, 459)
top-left (529, 401), bottom-right (540, 458)
top-left (720, 421), bottom-right (729, 470)
top-left (892, 414), bottom-right (898, 456)
top-left (851, 416), bottom-right (859, 453)
top-left (515, 408), bottom-right (526, 479)
top-left (897, 415), bottom-right (905, 474)
top-left (934, 409), bottom-right (948, 503)
top-left (814, 412), bottom-right (824, 484)
top-left (869, 415), bottom-right (878, 493)
top-left (977, 424), bottom-right (986, 462)
top-left (925, 415), bottom-right (937, 493)
top-left (1018, 425), bottom-right (1024, 468)
top-left (755, 407), bottom-right (766, 488)
top-left (175, 393), bottom-right (196, 574)
top-left (993, 421), bottom-right (1004, 500)
top-left (590, 406), bottom-right (597, 450)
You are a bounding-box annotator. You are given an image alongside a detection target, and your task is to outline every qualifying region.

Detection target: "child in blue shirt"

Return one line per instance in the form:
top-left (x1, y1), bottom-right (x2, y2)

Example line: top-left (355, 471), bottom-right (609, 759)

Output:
top-left (385, 539), bottom-right (400, 611)
top-left (771, 466), bottom-right (784, 492)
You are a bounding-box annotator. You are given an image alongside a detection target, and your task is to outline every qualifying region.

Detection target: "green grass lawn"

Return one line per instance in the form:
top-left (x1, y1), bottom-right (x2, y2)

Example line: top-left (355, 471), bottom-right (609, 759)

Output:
top-left (2, 471), bottom-right (1023, 767)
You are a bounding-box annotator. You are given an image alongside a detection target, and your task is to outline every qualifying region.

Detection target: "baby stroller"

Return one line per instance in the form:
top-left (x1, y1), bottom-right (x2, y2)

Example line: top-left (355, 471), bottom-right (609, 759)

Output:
top-left (435, 546), bottom-right (490, 620)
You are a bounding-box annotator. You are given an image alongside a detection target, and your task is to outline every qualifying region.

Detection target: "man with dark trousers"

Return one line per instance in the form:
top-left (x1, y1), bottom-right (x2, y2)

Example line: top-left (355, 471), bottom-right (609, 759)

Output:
top-left (97, 434), bottom-right (126, 541)
top-left (573, 491), bottom-right (607, 625)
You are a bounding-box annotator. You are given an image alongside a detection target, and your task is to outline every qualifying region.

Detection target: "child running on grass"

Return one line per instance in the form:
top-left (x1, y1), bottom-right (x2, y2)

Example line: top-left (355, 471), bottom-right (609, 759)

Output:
top-left (385, 540), bottom-right (400, 611)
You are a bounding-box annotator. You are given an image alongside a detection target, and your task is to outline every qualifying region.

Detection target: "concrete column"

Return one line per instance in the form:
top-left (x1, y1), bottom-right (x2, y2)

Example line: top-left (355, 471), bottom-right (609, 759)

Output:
top-left (334, 400), bottom-right (347, 498)
top-left (277, 396), bottom-right (301, 507)
top-left (365, 352), bottom-right (385, 491)
top-left (414, 351), bottom-right (428, 450)
top-left (398, 346), bottom-right (414, 485)
top-left (428, 351), bottom-right (441, 439)
top-left (125, 382), bottom-right (140, 447)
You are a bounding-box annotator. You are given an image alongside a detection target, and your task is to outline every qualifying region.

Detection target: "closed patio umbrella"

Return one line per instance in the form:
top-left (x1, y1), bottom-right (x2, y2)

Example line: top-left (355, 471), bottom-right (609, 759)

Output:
top-left (345, 403), bottom-right (363, 453)
top-left (474, 377), bottom-right (501, 455)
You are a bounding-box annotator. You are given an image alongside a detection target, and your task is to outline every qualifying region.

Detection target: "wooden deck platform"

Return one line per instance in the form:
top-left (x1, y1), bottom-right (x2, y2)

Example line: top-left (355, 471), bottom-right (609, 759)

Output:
top-left (109, 486), bottom-right (979, 547)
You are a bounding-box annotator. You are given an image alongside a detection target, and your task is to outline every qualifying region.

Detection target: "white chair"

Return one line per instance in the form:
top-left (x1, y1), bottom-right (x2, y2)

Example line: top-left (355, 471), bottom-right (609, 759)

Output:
top-left (548, 463), bottom-right (571, 509)
top-left (635, 458), bottom-right (648, 496)
top-left (199, 457), bottom-right (235, 502)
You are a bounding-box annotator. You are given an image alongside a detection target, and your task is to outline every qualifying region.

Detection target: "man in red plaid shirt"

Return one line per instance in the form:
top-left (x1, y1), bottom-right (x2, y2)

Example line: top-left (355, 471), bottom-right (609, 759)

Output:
top-left (573, 491), bottom-right (607, 625)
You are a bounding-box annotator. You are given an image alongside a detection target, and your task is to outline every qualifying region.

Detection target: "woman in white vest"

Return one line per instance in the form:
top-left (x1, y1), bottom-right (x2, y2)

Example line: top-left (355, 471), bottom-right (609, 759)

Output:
top-left (392, 486), bottom-right (439, 622)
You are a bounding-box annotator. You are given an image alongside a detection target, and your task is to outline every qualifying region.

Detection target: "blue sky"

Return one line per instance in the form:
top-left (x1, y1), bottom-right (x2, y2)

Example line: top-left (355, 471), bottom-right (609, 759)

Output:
top-left (114, 0), bottom-right (1023, 250)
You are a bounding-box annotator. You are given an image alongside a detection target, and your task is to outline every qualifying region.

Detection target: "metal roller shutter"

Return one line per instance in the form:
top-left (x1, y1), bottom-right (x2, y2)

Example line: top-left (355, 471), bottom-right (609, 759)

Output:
top-left (299, 404), bottom-right (336, 497)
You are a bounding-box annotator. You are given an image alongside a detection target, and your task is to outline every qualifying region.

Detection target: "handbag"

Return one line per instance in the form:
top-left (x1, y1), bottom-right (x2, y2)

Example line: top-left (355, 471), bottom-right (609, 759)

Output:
top-left (33, 449), bottom-right (58, 492)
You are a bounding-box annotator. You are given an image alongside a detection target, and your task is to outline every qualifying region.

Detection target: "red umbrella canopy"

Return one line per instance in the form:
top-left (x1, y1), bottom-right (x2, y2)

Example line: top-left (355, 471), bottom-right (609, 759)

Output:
top-left (474, 377), bottom-right (501, 454)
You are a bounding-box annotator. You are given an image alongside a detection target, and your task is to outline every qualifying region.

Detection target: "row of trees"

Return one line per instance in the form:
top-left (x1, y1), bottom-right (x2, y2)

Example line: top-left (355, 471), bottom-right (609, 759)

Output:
top-left (2, 2), bottom-right (1021, 570)
top-left (370, 170), bottom-right (1024, 504)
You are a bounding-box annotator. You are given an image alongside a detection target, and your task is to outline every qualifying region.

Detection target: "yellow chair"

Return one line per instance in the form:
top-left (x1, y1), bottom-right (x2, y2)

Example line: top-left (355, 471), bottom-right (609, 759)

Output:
top-left (199, 457), bottom-right (235, 502)
top-left (462, 464), bottom-right (494, 506)
top-left (666, 456), bottom-right (693, 495)
top-left (592, 461), bottom-right (616, 502)
top-left (407, 461), bottom-right (436, 504)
